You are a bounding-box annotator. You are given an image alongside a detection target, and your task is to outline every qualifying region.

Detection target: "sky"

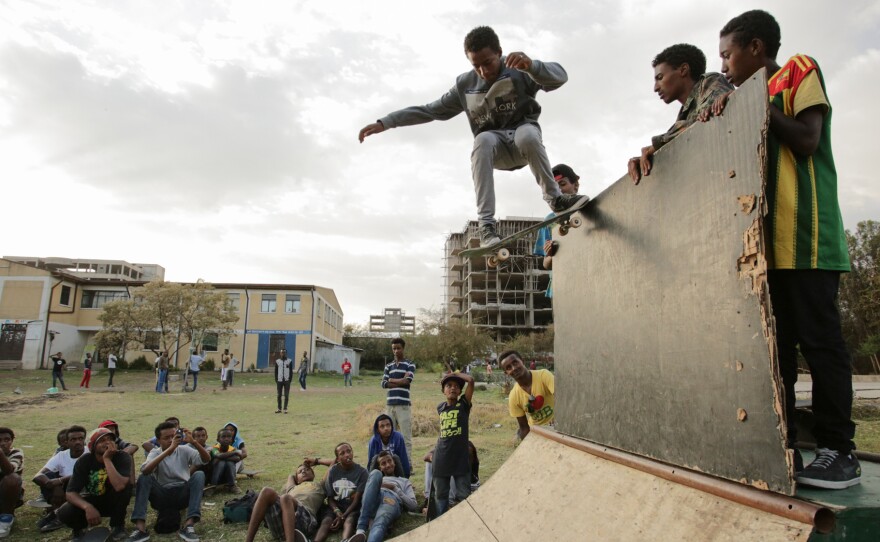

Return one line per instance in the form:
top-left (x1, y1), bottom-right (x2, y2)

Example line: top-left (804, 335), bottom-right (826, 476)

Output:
top-left (1, 0), bottom-right (878, 326)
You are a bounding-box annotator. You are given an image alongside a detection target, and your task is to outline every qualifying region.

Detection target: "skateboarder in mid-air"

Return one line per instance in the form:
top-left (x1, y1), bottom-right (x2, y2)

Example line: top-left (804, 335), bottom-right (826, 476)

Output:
top-left (358, 25), bottom-right (587, 247)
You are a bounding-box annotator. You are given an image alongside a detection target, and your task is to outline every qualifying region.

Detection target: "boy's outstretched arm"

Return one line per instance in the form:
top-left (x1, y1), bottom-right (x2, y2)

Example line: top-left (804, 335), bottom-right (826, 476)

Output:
top-left (358, 121), bottom-right (386, 142)
top-left (461, 372), bottom-right (475, 403)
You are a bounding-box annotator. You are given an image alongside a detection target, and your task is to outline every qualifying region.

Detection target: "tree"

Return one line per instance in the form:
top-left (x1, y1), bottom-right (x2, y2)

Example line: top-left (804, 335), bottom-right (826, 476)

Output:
top-left (407, 308), bottom-right (494, 371)
top-left (839, 220), bottom-right (880, 373)
top-left (502, 325), bottom-right (555, 365)
top-left (96, 280), bottom-right (238, 368)
top-left (343, 323), bottom-right (394, 370)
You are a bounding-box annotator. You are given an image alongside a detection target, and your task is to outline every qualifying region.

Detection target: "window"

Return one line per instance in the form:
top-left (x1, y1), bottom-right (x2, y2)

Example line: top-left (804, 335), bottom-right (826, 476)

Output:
top-left (261, 294), bottom-right (276, 313)
top-left (81, 290), bottom-right (128, 309)
top-left (59, 285), bottom-right (71, 306)
top-left (227, 293), bottom-right (241, 312)
top-left (202, 333), bottom-right (219, 352)
top-left (285, 294), bottom-right (301, 314)
top-left (143, 331), bottom-right (161, 351)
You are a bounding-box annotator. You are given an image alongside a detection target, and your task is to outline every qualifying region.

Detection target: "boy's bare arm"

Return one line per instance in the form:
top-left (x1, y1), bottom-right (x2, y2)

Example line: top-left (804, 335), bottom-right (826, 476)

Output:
top-left (461, 373), bottom-right (476, 403)
top-left (769, 105), bottom-right (824, 156)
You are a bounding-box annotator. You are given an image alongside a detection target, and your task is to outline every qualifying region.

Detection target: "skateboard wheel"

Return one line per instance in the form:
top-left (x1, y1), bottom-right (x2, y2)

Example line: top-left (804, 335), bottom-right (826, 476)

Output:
top-left (497, 248), bottom-right (510, 261)
top-left (559, 225), bottom-right (570, 236)
top-left (570, 216), bottom-right (583, 228)
top-left (488, 256), bottom-right (498, 268)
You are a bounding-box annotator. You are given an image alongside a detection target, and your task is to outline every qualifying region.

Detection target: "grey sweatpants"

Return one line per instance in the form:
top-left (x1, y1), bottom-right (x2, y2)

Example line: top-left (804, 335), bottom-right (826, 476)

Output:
top-left (470, 123), bottom-right (561, 225)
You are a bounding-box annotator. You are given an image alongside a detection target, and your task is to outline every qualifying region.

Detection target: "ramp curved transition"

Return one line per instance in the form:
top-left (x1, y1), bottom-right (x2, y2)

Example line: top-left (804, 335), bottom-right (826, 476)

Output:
top-left (393, 428), bottom-right (814, 541)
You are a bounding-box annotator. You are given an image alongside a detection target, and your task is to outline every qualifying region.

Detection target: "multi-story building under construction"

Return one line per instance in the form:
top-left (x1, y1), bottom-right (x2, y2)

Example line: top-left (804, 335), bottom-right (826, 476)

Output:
top-left (443, 218), bottom-right (551, 341)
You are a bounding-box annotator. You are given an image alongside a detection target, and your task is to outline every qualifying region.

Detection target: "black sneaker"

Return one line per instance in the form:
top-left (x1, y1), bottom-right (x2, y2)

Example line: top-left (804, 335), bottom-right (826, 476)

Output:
top-left (551, 194), bottom-right (589, 213)
top-left (38, 516), bottom-right (64, 533)
top-left (479, 223), bottom-right (501, 247)
top-left (178, 524), bottom-right (199, 542)
top-left (796, 448), bottom-right (861, 489)
top-left (110, 525), bottom-right (128, 541)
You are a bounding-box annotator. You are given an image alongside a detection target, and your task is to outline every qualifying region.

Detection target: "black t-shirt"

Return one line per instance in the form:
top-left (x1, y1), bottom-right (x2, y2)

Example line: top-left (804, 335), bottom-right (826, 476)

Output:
top-left (51, 356), bottom-right (66, 373)
top-left (323, 463), bottom-right (367, 510)
top-left (68, 452), bottom-right (132, 497)
top-left (432, 396), bottom-right (471, 477)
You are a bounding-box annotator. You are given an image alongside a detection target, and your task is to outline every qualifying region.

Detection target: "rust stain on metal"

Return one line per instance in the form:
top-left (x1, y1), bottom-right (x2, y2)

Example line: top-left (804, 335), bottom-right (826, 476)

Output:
top-left (737, 408), bottom-right (748, 421)
top-left (737, 194), bottom-right (756, 213)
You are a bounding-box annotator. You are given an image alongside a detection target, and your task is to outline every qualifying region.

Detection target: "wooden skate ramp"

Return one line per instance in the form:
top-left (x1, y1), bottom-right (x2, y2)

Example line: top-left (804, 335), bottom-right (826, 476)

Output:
top-left (393, 428), bottom-right (815, 541)
top-left (552, 70), bottom-right (795, 493)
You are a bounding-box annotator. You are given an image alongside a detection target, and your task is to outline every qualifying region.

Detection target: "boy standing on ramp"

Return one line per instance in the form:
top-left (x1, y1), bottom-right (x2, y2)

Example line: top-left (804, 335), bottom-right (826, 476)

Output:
top-left (708, 10), bottom-right (858, 489)
top-left (358, 25), bottom-right (587, 247)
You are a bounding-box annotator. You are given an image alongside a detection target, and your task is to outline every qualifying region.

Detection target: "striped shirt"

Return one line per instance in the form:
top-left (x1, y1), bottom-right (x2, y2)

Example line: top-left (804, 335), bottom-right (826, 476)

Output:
top-left (382, 359), bottom-right (415, 406)
top-left (766, 55), bottom-right (849, 271)
top-left (4, 448), bottom-right (24, 475)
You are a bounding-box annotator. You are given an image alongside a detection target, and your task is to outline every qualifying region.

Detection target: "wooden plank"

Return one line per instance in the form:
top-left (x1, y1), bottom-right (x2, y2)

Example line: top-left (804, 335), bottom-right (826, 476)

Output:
top-left (393, 430), bottom-right (811, 541)
top-left (552, 70), bottom-right (794, 494)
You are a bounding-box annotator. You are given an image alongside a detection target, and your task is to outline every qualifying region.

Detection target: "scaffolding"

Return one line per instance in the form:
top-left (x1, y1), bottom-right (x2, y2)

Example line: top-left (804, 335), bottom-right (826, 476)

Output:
top-left (442, 218), bottom-right (552, 342)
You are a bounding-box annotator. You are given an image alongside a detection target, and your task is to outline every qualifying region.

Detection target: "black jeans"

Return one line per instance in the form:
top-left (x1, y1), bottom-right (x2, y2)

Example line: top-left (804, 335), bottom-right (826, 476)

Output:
top-left (56, 485), bottom-right (132, 529)
top-left (107, 368), bottom-right (116, 386)
top-left (768, 269), bottom-right (856, 453)
top-left (277, 380), bottom-right (291, 410)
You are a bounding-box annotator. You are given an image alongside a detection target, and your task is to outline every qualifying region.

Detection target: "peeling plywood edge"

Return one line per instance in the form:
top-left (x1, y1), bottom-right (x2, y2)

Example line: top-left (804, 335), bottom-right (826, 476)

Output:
top-left (734, 73), bottom-right (795, 492)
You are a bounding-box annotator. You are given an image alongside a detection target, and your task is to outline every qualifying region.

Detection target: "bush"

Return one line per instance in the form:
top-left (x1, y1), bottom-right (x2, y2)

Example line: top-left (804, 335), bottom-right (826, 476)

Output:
top-left (116, 358), bottom-right (130, 370)
top-left (129, 356), bottom-right (153, 371)
top-left (202, 358), bottom-right (215, 371)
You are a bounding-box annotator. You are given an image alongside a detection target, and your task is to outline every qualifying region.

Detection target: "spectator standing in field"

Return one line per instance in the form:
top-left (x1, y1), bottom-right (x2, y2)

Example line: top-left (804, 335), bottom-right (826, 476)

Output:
top-left (50, 352), bottom-right (68, 391)
top-left (220, 349), bottom-right (230, 390)
top-left (155, 352), bottom-right (169, 393)
top-left (225, 352), bottom-right (238, 388)
top-left (342, 357), bottom-right (352, 387)
top-left (107, 351), bottom-right (118, 387)
top-left (275, 350), bottom-right (294, 414)
top-left (299, 351), bottom-right (310, 391)
top-left (381, 338), bottom-right (415, 463)
top-left (188, 349), bottom-right (205, 392)
top-left (80, 353), bottom-right (93, 388)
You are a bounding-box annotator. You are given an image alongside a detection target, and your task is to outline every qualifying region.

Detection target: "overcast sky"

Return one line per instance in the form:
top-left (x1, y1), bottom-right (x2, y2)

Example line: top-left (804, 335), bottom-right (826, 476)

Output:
top-left (2, 0), bottom-right (877, 326)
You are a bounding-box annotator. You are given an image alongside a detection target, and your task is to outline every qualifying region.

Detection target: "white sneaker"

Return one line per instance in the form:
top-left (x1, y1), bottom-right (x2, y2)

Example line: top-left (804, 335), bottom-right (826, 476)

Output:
top-left (0, 514), bottom-right (14, 538)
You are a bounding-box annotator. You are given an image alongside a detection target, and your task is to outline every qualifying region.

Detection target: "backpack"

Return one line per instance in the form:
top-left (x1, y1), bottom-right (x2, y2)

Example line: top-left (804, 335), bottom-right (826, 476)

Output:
top-left (222, 489), bottom-right (258, 523)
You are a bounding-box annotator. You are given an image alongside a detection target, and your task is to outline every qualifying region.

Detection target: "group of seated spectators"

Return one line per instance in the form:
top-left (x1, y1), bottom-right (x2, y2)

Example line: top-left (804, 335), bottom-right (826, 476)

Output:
top-left (0, 417), bottom-right (247, 542)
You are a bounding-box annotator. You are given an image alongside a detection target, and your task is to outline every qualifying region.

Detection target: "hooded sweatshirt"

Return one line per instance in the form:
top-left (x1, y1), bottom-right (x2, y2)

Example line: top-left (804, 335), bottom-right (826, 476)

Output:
top-left (224, 422), bottom-right (245, 450)
top-left (367, 414), bottom-right (411, 477)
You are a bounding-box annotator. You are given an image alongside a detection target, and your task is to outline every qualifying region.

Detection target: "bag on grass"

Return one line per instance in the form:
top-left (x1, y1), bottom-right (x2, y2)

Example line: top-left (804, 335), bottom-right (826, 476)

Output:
top-left (222, 489), bottom-right (257, 523)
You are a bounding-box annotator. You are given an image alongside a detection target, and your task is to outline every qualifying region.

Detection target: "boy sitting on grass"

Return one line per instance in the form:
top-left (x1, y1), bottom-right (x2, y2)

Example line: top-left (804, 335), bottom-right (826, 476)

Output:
top-left (432, 372), bottom-right (475, 517)
top-left (245, 463), bottom-right (324, 542)
top-left (367, 414), bottom-right (411, 478)
top-left (210, 427), bottom-right (243, 494)
top-left (304, 443), bottom-right (367, 542)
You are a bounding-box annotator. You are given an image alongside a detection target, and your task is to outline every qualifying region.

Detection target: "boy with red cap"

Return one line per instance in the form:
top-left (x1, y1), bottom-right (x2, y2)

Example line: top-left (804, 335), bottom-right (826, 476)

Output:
top-left (55, 428), bottom-right (133, 541)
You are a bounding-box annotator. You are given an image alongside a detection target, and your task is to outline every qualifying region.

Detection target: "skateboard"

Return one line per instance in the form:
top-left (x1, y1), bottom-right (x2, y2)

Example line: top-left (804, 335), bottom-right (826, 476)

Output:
top-left (78, 526), bottom-right (111, 541)
top-left (237, 469), bottom-right (263, 479)
top-left (459, 196), bottom-right (590, 267)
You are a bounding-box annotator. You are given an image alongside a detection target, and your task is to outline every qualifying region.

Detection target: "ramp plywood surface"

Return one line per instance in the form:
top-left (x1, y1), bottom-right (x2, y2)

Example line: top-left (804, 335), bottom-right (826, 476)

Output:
top-left (393, 431), bottom-right (810, 541)
top-left (552, 71), bottom-right (794, 494)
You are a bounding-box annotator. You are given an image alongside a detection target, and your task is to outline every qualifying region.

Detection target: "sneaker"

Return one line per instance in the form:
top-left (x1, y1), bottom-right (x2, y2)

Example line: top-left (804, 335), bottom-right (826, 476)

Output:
top-left (479, 223), bottom-right (501, 247)
top-left (551, 193), bottom-right (589, 213)
top-left (294, 529), bottom-right (309, 542)
top-left (71, 529), bottom-right (84, 542)
top-left (0, 514), bottom-right (13, 539)
top-left (228, 484), bottom-right (242, 495)
top-left (39, 516), bottom-right (64, 533)
top-left (178, 524), bottom-right (199, 542)
top-left (126, 529), bottom-right (151, 542)
top-left (797, 448), bottom-right (861, 489)
top-left (111, 526), bottom-right (128, 541)
top-left (345, 533), bottom-right (366, 542)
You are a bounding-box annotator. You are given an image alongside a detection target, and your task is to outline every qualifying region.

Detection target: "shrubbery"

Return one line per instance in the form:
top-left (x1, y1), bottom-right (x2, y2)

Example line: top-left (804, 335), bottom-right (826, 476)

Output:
top-left (129, 355), bottom-right (152, 371)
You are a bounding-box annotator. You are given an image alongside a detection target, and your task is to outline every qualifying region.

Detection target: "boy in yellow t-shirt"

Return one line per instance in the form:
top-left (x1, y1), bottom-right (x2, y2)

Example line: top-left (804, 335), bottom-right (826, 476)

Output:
top-left (499, 350), bottom-right (555, 439)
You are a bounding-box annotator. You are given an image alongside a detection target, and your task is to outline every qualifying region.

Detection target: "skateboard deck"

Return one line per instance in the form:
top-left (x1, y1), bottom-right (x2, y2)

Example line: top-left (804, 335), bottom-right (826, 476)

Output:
top-left (79, 526), bottom-right (111, 541)
top-left (459, 196), bottom-right (590, 264)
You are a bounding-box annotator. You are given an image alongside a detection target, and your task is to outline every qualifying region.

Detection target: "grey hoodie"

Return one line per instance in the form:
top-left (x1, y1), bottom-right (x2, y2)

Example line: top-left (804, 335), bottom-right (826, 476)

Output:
top-left (380, 56), bottom-right (567, 137)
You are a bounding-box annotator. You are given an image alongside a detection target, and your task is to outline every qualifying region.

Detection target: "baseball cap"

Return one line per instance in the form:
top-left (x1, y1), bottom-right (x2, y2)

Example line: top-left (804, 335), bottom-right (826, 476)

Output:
top-left (88, 428), bottom-right (114, 451)
top-left (440, 373), bottom-right (466, 390)
top-left (99, 420), bottom-right (118, 429)
top-left (552, 164), bottom-right (579, 183)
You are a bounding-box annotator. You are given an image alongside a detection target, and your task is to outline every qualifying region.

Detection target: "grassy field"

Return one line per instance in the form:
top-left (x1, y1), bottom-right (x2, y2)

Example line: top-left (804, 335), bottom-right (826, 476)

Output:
top-left (0, 369), bottom-right (519, 541)
top-left (0, 369), bottom-right (877, 541)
